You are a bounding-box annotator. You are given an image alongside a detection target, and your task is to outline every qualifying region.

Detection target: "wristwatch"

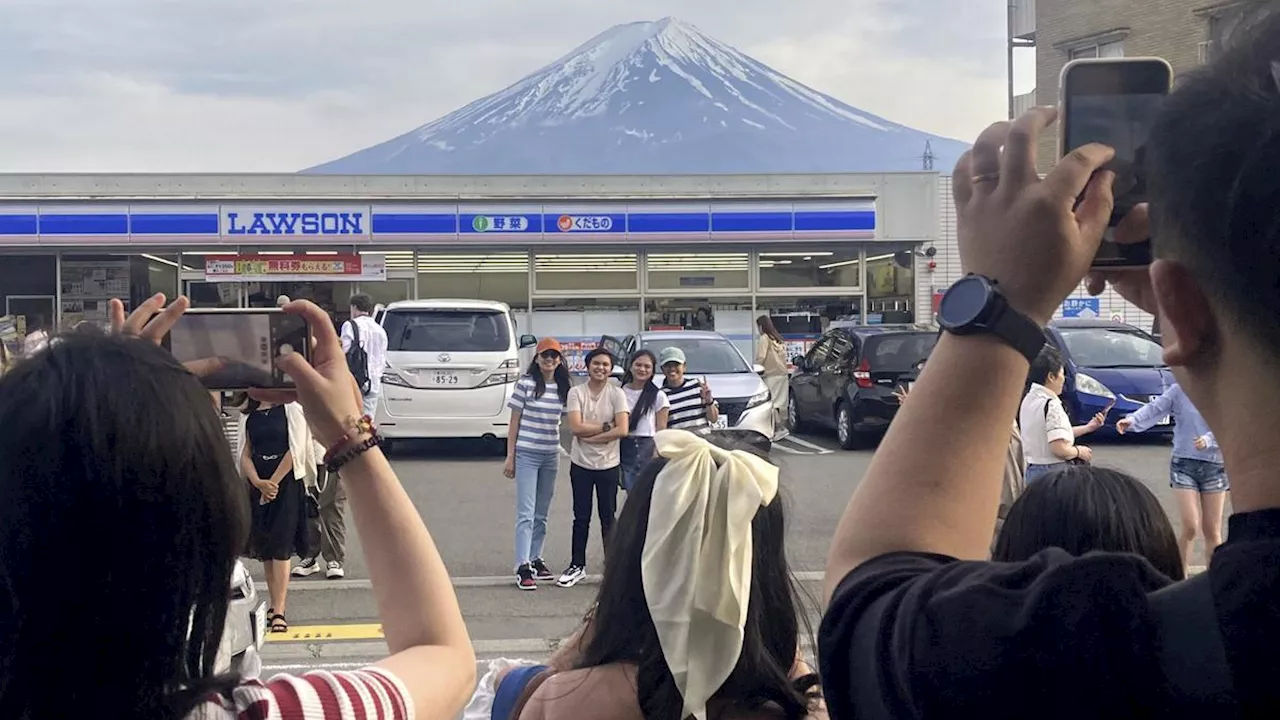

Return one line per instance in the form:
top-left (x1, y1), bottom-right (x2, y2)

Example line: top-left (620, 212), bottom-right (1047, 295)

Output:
top-left (937, 274), bottom-right (1047, 363)
top-left (602, 422), bottom-right (613, 433)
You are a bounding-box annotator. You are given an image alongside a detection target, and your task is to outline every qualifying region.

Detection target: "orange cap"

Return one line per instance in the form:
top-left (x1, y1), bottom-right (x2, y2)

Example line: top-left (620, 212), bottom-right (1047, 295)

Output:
top-left (535, 337), bottom-right (563, 355)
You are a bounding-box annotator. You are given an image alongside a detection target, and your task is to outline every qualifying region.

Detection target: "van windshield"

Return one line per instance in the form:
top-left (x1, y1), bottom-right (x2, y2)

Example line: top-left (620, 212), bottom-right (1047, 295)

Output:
top-left (864, 333), bottom-right (937, 371)
top-left (382, 310), bottom-right (510, 352)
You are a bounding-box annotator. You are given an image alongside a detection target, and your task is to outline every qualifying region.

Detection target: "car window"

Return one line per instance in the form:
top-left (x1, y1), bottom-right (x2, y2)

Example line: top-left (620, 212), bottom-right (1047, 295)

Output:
top-left (806, 337), bottom-right (833, 366)
top-left (826, 334), bottom-right (855, 366)
top-left (1058, 327), bottom-right (1165, 368)
top-left (644, 337), bottom-right (751, 374)
top-left (382, 310), bottom-right (511, 352)
top-left (864, 333), bottom-right (937, 370)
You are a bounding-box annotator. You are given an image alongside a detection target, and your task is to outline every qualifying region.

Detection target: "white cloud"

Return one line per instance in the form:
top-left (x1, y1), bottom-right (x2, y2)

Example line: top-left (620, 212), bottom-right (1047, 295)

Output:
top-left (0, 0), bottom-right (1009, 172)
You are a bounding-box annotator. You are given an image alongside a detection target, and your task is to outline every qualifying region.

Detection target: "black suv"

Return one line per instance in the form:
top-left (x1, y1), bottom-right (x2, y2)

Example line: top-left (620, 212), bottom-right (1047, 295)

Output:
top-left (788, 326), bottom-right (936, 449)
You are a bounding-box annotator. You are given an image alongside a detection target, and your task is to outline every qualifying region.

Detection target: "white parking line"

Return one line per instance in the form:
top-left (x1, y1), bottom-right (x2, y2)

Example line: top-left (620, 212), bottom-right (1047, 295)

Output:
top-left (774, 435), bottom-right (835, 455)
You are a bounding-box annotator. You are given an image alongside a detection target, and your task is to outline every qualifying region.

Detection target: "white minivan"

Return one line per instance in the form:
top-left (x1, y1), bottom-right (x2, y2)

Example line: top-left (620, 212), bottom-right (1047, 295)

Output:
top-left (375, 299), bottom-right (536, 449)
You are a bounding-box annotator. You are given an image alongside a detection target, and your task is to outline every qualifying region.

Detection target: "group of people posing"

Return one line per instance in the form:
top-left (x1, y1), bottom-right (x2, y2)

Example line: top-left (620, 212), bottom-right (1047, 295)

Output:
top-left (503, 338), bottom-right (722, 590)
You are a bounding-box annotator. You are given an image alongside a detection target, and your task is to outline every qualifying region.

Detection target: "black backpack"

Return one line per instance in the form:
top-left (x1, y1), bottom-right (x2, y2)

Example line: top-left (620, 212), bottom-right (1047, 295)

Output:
top-left (346, 318), bottom-right (371, 395)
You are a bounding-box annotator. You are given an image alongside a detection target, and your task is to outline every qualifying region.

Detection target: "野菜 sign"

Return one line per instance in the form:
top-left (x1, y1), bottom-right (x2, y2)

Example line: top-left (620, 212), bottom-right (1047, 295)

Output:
top-left (204, 254), bottom-right (386, 282)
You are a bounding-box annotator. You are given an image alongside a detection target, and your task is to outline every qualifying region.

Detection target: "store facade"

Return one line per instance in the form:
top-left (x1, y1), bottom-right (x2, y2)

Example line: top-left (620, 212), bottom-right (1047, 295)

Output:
top-left (0, 172), bottom-right (941, 370)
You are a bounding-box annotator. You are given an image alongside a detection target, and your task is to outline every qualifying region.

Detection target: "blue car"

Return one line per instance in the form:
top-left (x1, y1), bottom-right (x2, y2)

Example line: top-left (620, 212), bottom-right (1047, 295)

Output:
top-left (1045, 318), bottom-right (1175, 436)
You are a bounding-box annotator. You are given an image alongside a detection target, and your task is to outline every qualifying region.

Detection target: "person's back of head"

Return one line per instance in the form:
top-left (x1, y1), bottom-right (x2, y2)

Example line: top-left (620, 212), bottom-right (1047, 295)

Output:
top-left (993, 465), bottom-right (1184, 580)
top-left (577, 431), bottom-right (818, 719)
top-left (0, 330), bottom-right (249, 719)
top-left (1147, 8), bottom-right (1280, 374)
top-left (1027, 345), bottom-right (1063, 388)
top-left (350, 293), bottom-right (374, 315)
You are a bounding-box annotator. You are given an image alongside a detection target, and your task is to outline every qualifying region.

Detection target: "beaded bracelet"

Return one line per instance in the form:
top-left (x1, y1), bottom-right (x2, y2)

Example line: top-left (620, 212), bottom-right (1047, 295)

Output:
top-left (322, 414), bottom-right (376, 466)
top-left (327, 432), bottom-right (385, 473)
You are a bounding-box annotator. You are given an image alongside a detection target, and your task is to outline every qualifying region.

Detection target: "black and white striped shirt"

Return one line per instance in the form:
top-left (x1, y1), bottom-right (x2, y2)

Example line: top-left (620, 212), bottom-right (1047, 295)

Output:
top-left (663, 378), bottom-right (710, 430)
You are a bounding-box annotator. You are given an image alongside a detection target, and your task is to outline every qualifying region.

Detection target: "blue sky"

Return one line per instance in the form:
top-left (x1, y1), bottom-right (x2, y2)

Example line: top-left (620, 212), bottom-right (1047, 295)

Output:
top-left (0, 0), bottom-right (1036, 172)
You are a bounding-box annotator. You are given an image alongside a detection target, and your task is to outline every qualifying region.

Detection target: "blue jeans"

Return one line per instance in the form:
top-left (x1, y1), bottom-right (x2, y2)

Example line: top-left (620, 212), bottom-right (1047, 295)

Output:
top-left (1025, 462), bottom-right (1061, 484)
top-left (514, 450), bottom-right (559, 569)
top-left (1170, 457), bottom-right (1229, 493)
top-left (619, 436), bottom-right (657, 491)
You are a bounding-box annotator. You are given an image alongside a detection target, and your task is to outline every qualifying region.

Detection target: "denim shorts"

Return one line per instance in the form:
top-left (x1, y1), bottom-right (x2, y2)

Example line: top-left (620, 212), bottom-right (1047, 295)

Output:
top-left (1170, 456), bottom-right (1229, 493)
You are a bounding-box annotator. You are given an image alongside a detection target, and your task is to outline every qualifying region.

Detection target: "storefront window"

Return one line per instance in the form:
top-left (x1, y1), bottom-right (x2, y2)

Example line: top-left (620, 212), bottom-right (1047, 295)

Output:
top-left (61, 254), bottom-right (157, 327)
top-left (755, 296), bottom-right (862, 361)
top-left (758, 246), bottom-right (861, 289)
top-left (535, 252), bottom-right (638, 292)
top-left (646, 251), bottom-right (748, 291)
top-left (644, 296), bottom-right (753, 359)
top-left (417, 252), bottom-right (529, 310)
top-left (532, 297), bottom-right (641, 374)
top-left (865, 246), bottom-right (917, 324)
top-left (0, 254), bottom-right (57, 331)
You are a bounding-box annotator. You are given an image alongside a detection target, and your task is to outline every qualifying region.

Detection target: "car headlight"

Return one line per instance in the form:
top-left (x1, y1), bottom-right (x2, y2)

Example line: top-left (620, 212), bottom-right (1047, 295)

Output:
top-left (1074, 372), bottom-right (1116, 400)
top-left (745, 390), bottom-right (771, 409)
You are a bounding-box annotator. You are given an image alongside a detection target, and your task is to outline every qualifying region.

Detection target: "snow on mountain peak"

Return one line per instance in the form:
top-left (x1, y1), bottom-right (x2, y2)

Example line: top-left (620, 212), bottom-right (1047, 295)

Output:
top-left (306, 17), bottom-right (969, 175)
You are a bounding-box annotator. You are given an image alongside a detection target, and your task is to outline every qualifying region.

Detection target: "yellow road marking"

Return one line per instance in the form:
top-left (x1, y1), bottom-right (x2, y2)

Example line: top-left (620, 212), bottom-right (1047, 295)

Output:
top-left (267, 624), bottom-right (385, 642)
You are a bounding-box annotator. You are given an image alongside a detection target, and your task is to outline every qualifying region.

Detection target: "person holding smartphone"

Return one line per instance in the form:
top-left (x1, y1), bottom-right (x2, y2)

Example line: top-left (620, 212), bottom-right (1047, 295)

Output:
top-left (1018, 345), bottom-right (1106, 483)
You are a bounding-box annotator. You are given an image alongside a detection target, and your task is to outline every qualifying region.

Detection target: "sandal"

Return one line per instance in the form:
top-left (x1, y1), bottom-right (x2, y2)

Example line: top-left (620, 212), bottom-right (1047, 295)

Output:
top-left (270, 613), bottom-right (289, 634)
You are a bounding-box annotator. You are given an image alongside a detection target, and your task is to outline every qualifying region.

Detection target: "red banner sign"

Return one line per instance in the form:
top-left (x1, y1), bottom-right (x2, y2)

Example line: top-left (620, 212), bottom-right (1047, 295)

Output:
top-left (204, 254), bottom-right (386, 282)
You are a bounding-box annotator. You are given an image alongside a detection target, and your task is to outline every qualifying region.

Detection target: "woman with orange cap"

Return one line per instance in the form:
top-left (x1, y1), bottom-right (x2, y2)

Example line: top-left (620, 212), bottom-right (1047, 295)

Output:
top-left (504, 337), bottom-right (574, 590)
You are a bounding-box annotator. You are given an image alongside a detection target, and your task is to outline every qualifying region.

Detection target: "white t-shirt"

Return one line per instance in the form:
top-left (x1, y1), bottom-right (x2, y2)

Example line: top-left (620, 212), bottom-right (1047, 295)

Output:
top-left (567, 383), bottom-right (629, 470)
top-left (623, 384), bottom-right (671, 437)
top-left (341, 315), bottom-right (389, 396)
top-left (1019, 383), bottom-right (1075, 466)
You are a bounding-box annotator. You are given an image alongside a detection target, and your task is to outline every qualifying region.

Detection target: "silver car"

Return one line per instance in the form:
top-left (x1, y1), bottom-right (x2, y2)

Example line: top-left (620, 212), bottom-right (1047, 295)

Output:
top-left (621, 330), bottom-right (774, 439)
top-left (216, 559), bottom-right (267, 677)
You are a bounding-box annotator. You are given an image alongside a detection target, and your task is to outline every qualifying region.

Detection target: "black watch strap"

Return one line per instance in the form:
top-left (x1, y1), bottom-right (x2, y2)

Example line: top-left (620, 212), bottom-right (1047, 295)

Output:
top-left (985, 294), bottom-right (1047, 363)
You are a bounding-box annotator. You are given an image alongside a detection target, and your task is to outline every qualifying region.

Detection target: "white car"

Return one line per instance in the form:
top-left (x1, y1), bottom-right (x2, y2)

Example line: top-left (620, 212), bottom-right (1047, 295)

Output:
top-left (218, 559), bottom-right (267, 677)
top-left (375, 299), bottom-right (537, 451)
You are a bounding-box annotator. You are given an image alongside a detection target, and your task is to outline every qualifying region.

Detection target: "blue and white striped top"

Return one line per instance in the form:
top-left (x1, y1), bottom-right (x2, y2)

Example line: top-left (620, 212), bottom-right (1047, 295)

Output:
top-left (508, 375), bottom-right (566, 455)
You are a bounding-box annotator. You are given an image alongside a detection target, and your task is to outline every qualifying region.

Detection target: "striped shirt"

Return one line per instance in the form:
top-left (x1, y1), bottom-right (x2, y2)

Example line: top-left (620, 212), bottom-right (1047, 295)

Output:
top-left (663, 378), bottom-right (711, 430)
top-left (186, 667), bottom-right (413, 719)
top-left (508, 375), bottom-right (566, 455)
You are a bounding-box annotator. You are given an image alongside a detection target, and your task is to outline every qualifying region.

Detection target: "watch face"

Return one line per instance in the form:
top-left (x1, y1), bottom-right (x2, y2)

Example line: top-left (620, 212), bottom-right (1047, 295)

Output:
top-left (940, 276), bottom-right (991, 327)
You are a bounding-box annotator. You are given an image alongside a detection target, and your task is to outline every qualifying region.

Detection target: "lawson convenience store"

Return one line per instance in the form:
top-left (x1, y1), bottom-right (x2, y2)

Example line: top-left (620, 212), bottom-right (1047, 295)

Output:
top-left (0, 172), bottom-right (941, 366)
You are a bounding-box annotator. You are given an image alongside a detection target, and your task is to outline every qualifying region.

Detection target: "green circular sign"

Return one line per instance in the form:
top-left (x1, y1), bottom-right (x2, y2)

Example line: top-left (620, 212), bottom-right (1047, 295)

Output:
top-left (472, 215), bottom-right (491, 232)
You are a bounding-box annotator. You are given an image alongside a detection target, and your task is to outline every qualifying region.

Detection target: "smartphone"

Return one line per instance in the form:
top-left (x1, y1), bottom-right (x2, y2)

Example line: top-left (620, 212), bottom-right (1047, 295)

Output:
top-left (164, 308), bottom-right (310, 390)
top-left (1059, 57), bottom-right (1173, 268)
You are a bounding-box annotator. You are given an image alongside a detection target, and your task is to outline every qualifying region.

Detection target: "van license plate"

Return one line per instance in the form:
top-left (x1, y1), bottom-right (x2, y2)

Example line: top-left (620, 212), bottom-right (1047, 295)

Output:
top-left (430, 371), bottom-right (460, 386)
top-left (1158, 415), bottom-right (1171, 425)
top-left (711, 417), bottom-right (728, 430)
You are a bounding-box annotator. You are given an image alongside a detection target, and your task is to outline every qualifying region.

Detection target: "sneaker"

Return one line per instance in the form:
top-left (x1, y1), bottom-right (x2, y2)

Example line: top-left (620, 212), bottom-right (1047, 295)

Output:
top-left (530, 558), bottom-right (556, 582)
top-left (556, 564), bottom-right (587, 588)
top-left (516, 564), bottom-right (537, 591)
top-left (291, 557), bottom-right (321, 577)
top-left (325, 561), bottom-right (345, 579)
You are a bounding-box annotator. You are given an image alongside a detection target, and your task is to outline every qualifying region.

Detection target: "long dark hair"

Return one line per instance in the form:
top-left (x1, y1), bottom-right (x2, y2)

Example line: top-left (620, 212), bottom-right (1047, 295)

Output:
top-left (0, 330), bottom-right (250, 719)
top-left (757, 315), bottom-right (784, 344)
top-left (572, 452), bottom-right (820, 719)
top-left (525, 356), bottom-right (571, 404)
top-left (993, 465), bottom-right (1185, 581)
top-left (621, 350), bottom-right (661, 432)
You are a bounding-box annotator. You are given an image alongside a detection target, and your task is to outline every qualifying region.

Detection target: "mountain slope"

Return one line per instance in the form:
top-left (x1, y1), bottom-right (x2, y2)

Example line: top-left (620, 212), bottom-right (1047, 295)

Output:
top-left (306, 17), bottom-right (969, 175)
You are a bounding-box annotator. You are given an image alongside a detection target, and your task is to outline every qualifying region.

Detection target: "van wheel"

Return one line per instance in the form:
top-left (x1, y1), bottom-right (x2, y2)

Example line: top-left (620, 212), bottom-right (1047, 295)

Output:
top-left (836, 402), bottom-right (863, 451)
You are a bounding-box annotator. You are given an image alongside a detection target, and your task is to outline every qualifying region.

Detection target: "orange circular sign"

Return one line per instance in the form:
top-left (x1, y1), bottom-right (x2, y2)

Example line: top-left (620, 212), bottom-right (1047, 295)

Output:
top-left (557, 215), bottom-right (574, 232)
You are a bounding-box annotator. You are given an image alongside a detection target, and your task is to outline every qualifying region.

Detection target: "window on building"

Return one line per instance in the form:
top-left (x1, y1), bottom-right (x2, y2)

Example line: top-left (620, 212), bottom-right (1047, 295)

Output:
top-left (1069, 39), bottom-right (1124, 60)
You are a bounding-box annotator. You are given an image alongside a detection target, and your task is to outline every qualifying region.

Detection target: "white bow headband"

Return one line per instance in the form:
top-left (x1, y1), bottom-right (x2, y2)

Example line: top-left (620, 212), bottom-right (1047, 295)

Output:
top-left (640, 429), bottom-right (780, 720)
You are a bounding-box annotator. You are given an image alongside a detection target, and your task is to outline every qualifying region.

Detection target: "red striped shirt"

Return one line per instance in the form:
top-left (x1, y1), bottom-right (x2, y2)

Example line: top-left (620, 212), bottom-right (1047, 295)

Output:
top-left (186, 668), bottom-right (413, 720)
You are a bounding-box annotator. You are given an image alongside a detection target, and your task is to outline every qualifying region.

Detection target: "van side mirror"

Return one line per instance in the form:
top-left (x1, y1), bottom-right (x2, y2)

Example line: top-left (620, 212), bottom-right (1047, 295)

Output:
top-left (752, 363), bottom-right (766, 375)
top-left (518, 334), bottom-right (538, 349)
top-left (610, 366), bottom-right (625, 379)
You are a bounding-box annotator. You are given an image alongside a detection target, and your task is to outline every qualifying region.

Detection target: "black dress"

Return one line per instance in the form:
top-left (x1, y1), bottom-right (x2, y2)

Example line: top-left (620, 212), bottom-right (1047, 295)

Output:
top-left (246, 404), bottom-right (315, 562)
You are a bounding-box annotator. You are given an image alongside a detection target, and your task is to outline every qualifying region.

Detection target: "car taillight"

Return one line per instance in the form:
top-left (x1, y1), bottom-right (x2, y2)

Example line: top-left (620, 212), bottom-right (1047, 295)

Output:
top-left (853, 358), bottom-right (873, 389)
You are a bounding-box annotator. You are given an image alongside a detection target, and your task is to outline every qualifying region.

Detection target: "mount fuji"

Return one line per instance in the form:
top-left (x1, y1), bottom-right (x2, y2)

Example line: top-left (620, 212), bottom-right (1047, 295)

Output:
top-left (305, 17), bottom-right (969, 175)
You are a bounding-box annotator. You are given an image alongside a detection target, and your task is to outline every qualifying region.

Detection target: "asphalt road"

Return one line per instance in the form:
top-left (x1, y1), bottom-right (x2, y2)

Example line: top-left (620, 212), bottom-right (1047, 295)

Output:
top-left (257, 429), bottom-right (1204, 676)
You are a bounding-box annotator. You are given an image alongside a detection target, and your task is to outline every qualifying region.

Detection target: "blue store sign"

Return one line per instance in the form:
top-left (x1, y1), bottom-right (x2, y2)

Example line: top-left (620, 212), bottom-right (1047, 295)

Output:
top-left (1061, 297), bottom-right (1101, 318)
top-left (0, 199), bottom-right (877, 243)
